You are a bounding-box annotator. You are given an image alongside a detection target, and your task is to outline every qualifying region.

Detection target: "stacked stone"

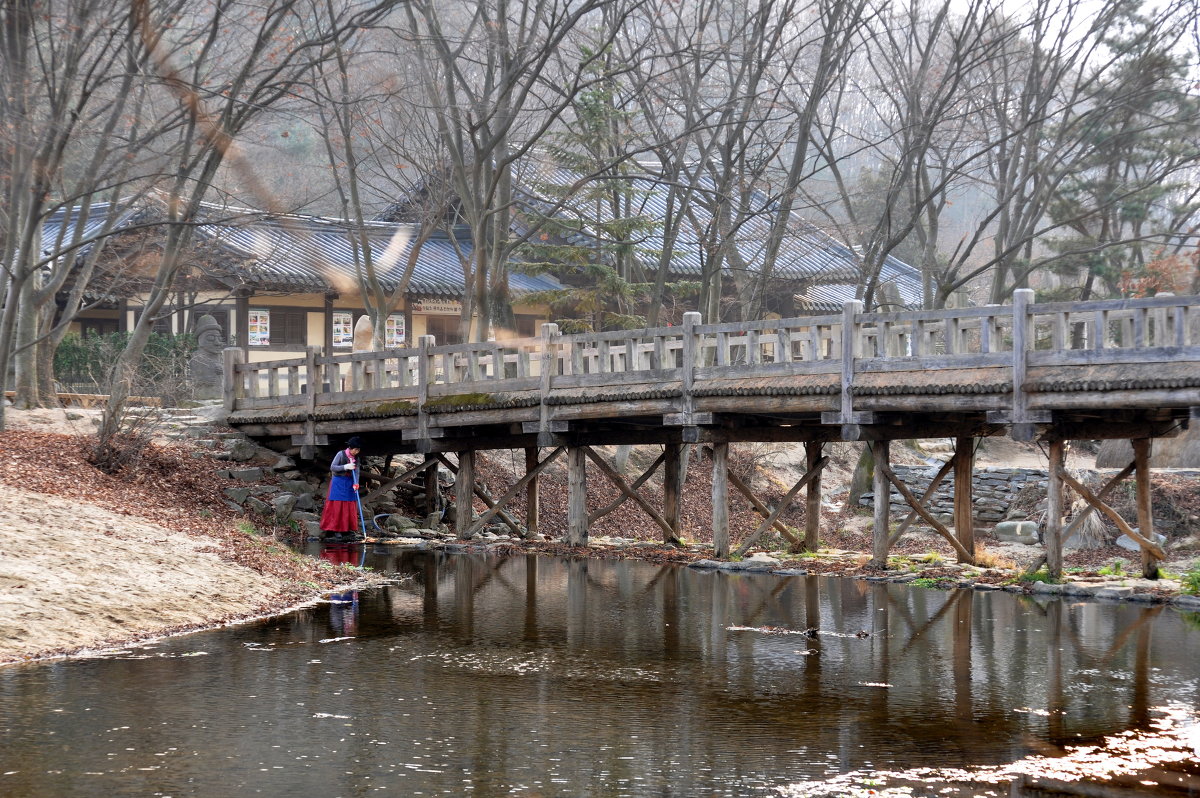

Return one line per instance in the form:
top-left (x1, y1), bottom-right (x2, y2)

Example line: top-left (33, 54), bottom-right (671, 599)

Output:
top-left (858, 465), bottom-right (1048, 525)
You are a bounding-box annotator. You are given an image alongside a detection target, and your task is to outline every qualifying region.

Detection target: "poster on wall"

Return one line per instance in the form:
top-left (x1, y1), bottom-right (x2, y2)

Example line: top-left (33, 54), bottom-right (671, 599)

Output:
top-left (386, 314), bottom-right (406, 347)
top-left (248, 309), bottom-right (270, 346)
top-left (332, 312), bottom-right (354, 347)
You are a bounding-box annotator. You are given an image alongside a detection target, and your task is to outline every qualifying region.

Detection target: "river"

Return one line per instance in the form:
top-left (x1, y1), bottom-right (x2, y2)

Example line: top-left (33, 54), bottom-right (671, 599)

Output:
top-left (2, 546), bottom-right (1198, 796)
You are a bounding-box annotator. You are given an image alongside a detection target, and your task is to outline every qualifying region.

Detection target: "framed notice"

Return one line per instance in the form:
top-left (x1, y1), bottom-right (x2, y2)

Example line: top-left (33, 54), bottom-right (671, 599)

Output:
top-left (332, 311), bottom-right (354, 347)
top-left (248, 309), bottom-right (270, 346)
top-left (385, 314), bottom-right (406, 347)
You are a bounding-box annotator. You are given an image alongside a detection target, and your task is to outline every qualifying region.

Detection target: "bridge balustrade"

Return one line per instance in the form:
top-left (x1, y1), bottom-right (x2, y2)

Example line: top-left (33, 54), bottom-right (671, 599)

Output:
top-left (223, 293), bottom-right (1200, 414)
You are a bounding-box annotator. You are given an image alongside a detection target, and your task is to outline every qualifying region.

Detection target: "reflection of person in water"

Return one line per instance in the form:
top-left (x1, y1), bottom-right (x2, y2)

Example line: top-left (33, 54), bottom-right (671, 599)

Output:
top-left (188, 314), bottom-right (225, 399)
top-left (328, 591), bottom-right (359, 636)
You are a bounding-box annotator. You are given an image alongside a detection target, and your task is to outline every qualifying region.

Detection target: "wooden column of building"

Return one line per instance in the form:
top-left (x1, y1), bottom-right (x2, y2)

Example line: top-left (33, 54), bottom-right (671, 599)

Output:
top-left (953, 436), bottom-right (975, 563)
top-left (711, 442), bottom-right (730, 558)
top-left (567, 446), bottom-right (588, 545)
top-left (525, 447), bottom-right (540, 536)
top-left (1045, 440), bottom-right (1065, 578)
top-left (871, 439), bottom-right (891, 568)
top-left (803, 441), bottom-right (823, 552)
top-left (455, 450), bottom-right (475, 536)
top-left (1133, 438), bottom-right (1158, 579)
top-left (663, 443), bottom-right (682, 545)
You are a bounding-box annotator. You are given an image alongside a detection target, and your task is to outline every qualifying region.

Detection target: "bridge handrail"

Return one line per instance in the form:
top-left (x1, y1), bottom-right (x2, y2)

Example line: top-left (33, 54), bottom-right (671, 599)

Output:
top-left (223, 291), bottom-right (1200, 418)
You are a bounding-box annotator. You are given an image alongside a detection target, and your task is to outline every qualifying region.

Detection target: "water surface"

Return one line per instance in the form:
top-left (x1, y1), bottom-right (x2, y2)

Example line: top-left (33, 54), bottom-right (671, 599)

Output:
top-left (2, 547), bottom-right (1198, 796)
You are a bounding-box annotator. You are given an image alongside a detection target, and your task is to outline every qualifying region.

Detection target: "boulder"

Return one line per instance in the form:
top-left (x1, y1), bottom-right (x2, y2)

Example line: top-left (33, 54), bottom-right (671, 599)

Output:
top-left (293, 493), bottom-right (315, 511)
top-left (244, 496), bottom-right (272, 516)
top-left (229, 467), bottom-right (264, 482)
top-left (994, 520), bottom-right (1039, 545)
top-left (279, 479), bottom-right (316, 496)
top-left (222, 440), bottom-right (260, 462)
top-left (1116, 531), bottom-right (1167, 552)
top-left (385, 515), bottom-right (418, 531)
top-left (223, 486), bottom-right (251, 504)
top-left (271, 493), bottom-right (298, 520)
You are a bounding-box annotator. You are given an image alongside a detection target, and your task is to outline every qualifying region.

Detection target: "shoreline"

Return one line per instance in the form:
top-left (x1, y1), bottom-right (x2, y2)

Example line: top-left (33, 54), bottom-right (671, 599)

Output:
top-left (392, 535), bottom-right (1200, 611)
top-left (0, 575), bottom-right (384, 668)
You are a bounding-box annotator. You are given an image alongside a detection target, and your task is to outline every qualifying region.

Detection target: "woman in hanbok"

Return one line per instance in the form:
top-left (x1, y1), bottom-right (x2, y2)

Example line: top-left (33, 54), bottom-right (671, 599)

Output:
top-left (319, 437), bottom-right (362, 542)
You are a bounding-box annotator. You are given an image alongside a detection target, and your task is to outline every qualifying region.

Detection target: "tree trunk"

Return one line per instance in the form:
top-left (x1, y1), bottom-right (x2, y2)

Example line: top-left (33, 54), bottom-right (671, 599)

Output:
top-left (12, 275), bottom-right (39, 408)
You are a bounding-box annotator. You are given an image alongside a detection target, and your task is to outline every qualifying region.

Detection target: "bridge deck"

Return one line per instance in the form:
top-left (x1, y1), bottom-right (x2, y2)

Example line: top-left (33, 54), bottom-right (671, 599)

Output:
top-left (224, 292), bottom-right (1200, 455)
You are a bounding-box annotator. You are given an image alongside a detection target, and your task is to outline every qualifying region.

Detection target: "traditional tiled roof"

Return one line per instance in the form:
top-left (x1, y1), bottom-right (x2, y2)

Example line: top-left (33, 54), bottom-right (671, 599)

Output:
top-left (41, 199), bottom-right (562, 298)
top-left (518, 167), bottom-right (923, 310)
top-left (187, 205), bottom-right (561, 297)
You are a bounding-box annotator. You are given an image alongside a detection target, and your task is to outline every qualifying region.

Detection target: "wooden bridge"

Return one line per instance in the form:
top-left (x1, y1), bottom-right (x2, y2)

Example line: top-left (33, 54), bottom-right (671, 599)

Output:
top-left (223, 289), bottom-right (1200, 579)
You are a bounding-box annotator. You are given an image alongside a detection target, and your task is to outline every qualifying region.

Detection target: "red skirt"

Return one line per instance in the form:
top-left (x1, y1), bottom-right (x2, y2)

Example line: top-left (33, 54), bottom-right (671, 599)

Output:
top-left (320, 500), bottom-right (359, 532)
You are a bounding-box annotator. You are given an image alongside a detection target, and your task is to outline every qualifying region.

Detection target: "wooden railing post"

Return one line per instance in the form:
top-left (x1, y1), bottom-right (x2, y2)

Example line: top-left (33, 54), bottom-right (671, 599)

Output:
top-left (222, 346), bottom-right (245, 413)
top-left (300, 345), bottom-right (322, 460)
top-left (1011, 288), bottom-right (1036, 440)
top-left (538, 323), bottom-right (558, 440)
top-left (417, 335), bottom-right (436, 450)
top-left (839, 300), bottom-right (863, 434)
top-left (681, 311), bottom-right (701, 423)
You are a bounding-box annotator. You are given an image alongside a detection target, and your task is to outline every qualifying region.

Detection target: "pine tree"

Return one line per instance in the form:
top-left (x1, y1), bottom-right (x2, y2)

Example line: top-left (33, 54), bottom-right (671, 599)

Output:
top-left (1045, 0), bottom-right (1200, 300)
top-left (516, 49), bottom-right (661, 333)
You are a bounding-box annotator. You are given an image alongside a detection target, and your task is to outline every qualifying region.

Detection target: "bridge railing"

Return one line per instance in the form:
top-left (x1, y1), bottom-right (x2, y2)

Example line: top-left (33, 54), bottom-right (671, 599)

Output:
top-left (223, 292), bottom-right (1200, 414)
top-left (1026, 294), bottom-right (1199, 365)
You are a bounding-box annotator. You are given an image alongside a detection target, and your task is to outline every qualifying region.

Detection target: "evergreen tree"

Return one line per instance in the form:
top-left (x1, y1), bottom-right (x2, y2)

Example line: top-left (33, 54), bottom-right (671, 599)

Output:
top-left (1045, 0), bottom-right (1200, 300)
top-left (516, 50), bottom-right (661, 333)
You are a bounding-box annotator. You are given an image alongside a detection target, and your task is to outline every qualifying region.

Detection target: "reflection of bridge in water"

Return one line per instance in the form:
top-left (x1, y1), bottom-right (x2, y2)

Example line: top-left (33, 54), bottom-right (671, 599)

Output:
top-left (225, 291), bottom-right (1200, 577)
top-left (323, 550), bottom-right (1183, 764)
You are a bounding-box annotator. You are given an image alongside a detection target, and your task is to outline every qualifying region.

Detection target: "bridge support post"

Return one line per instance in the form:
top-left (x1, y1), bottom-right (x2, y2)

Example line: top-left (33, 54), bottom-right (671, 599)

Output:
top-left (1046, 440), bottom-right (1065, 578)
top-left (664, 443), bottom-right (682, 544)
top-left (567, 446), bottom-right (588, 545)
top-left (1133, 438), bottom-right (1158, 579)
top-left (712, 442), bottom-right (730, 558)
top-left (870, 439), bottom-right (890, 569)
top-left (525, 447), bottom-right (541, 537)
top-left (455, 450), bottom-right (475, 536)
top-left (423, 453), bottom-right (439, 521)
top-left (803, 441), bottom-right (824, 552)
top-left (954, 436), bottom-right (975, 563)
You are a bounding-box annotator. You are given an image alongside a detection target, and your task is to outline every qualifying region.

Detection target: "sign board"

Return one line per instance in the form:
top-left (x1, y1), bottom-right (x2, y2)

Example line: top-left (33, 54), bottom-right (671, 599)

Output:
top-left (411, 299), bottom-right (462, 315)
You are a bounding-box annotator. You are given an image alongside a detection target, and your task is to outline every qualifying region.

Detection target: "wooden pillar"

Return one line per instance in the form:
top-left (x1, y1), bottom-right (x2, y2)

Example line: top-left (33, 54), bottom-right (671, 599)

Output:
top-left (323, 293), bottom-right (334, 354)
top-left (953, 436), bottom-right (975, 564)
top-left (711, 442), bottom-right (729, 558)
top-left (664, 443), bottom-right (682, 544)
top-left (524, 447), bottom-right (541, 536)
top-left (423, 453), bottom-right (439, 519)
top-left (1046, 440), bottom-right (1065, 578)
top-left (567, 446), bottom-right (588, 545)
top-left (1133, 438), bottom-right (1158, 579)
top-left (871, 439), bottom-right (890, 568)
top-left (804, 441), bottom-right (823, 552)
top-left (235, 292), bottom-right (249, 352)
top-left (455, 450), bottom-right (475, 537)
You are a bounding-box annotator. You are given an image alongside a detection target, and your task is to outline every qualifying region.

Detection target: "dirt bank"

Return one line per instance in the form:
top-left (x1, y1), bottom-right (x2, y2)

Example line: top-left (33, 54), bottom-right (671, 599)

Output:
top-left (0, 410), bottom-right (380, 665)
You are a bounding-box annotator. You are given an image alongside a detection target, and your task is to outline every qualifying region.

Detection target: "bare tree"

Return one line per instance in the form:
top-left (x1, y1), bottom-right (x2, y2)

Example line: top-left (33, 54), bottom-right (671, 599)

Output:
top-left (394, 0), bottom-right (649, 341)
top-left (91, 0), bottom-right (395, 465)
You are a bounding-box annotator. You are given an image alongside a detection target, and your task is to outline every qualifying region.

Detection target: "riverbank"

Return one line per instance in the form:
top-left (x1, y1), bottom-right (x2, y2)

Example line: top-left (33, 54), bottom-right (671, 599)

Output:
top-left (0, 412), bottom-right (383, 666)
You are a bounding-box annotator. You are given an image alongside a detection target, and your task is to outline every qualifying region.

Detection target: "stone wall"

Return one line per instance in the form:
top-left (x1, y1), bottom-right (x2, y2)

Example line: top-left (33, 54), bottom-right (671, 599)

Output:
top-left (858, 465), bottom-right (1048, 525)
